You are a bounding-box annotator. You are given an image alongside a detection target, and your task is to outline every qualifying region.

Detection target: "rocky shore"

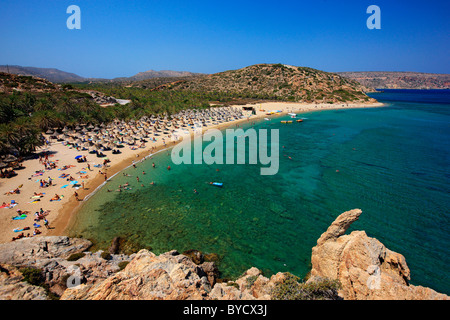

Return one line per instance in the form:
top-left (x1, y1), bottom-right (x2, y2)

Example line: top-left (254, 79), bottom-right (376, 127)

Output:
top-left (0, 209), bottom-right (447, 300)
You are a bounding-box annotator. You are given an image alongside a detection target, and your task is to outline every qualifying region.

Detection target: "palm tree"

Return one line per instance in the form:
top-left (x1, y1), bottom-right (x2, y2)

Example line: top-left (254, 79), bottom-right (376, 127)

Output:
top-left (32, 110), bottom-right (64, 132)
top-left (0, 123), bottom-right (20, 150)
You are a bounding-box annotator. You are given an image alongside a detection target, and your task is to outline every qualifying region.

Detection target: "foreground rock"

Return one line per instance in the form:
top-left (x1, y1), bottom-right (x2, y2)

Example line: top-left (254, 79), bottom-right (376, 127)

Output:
top-left (0, 264), bottom-right (48, 300)
top-left (0, 236), bottom-right (130, 298)
top-left (0, 210), bottom-right (448, 300)
top-left (0, 236), bottom-right (92, 265)
top-left (310, 209), bottom-right (448, 300)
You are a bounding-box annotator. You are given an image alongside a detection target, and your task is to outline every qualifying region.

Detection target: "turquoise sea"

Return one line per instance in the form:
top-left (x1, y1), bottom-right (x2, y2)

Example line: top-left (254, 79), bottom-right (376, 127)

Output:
top-left (69, 89), bottom-right (450, 295)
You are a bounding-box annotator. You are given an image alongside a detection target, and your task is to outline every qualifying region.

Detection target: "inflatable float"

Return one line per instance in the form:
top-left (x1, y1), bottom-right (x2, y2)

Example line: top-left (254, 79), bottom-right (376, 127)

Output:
top-left (210, 182), bottom-right (223, 187)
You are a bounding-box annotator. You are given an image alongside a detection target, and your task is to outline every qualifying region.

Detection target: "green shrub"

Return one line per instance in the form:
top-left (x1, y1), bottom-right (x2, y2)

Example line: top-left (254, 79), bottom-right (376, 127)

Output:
top-left (270, 273), bottom-right (341, 300)
top-left (101, 251), bottom-right (112, 260)
top-left (67, 252), bottom-right (86, 261)
top-left (227, 282), bottom-right (240, 290)
top-left (245, 275), bottom-right (258, 289)
top-left (118, 261), bottom-right (129, 271)
top-left (20, 267), bottom-right (45, 286)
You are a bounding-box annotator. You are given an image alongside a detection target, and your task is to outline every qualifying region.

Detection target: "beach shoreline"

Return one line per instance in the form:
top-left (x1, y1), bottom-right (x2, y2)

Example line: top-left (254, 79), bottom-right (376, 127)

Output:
top-left (0, 101), bottom-right (384, 244)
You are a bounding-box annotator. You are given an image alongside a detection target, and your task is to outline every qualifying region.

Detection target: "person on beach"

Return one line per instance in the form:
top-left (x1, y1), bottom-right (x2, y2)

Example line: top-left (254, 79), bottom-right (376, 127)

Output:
top-left (44, 218), bottom-right (49, 229)
top-left (74, 191), bottom-right (79, 201)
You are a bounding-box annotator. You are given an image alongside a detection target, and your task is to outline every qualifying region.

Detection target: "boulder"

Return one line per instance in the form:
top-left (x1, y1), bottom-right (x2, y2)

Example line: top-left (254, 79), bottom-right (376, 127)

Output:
top-left (310, 209), bottom-right (449, 300)
top-left (60, 249), bottom-right (212, 300)
top-left (0, 264), bottom-right (48, 300)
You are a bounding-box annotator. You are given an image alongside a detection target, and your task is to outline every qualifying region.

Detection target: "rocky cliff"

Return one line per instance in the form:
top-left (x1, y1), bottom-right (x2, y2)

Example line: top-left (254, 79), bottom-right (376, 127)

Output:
top-left (338, 71), bottom-right (450, 89)
top-left (310, 209), bottom-right (448, 300)
top-left (0, 210), bottom-right (447, 300)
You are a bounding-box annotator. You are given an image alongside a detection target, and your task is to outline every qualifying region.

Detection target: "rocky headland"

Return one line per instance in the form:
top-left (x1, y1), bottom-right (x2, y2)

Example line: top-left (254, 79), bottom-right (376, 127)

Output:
top-left (0, 209), bottom-right (447, 300)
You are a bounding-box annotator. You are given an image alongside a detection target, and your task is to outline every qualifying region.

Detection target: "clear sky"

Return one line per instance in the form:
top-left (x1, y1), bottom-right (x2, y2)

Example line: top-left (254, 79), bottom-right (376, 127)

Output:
top-left (0, 0), bottom-right (449, 78)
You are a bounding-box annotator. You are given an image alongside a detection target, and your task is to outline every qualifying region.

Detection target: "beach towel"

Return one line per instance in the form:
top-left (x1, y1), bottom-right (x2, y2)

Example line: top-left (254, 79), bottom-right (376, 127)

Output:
top-left (12, 215), bottom-right (27, 220)
top-left (1, 203), bottom-right (18, 209)
top-left (60, 184), bottom-right (69, 189)
top-left (70, 180), bottom-right (78, 185)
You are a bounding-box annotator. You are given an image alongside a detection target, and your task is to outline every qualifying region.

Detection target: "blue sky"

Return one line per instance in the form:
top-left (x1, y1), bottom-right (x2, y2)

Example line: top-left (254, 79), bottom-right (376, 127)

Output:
top-left (0, 0), bottom-right (449, 78)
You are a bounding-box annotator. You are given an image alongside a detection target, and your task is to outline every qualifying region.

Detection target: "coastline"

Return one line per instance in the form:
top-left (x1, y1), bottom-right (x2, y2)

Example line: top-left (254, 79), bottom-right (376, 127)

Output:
top-left (0, 100), bottom-right (384, 244)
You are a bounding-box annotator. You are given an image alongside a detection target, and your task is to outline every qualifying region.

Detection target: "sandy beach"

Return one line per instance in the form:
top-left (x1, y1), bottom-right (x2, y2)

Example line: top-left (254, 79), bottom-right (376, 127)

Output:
top-left (0, 101), bottom-right (384, 244)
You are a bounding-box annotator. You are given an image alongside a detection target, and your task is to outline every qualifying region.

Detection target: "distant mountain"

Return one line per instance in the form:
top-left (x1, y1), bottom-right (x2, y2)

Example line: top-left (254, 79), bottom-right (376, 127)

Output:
top-left (113, 70), bottom-right (205, 82)
top-left (152, 63), bottom-right (374, 103)
top-left (0, 65), bottom-right (204, 83)
top-left (338, 71), bottom-right (450, 89)
top-left (0, 65), bottom-right (86, 83)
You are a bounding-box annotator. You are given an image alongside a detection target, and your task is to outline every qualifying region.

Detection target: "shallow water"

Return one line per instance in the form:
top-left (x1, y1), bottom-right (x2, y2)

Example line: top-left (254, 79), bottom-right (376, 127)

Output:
top-left (69, 90), bottom-right (450, 294)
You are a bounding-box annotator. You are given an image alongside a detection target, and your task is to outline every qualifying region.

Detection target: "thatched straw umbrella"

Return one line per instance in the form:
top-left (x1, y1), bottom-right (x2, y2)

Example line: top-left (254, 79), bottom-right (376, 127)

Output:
top-left (3, 154), bottom-right (18, 163)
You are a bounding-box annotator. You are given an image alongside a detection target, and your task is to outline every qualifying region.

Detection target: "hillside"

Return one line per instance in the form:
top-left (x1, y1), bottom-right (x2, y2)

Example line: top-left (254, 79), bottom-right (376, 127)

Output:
top-left (338, 71), bottom-right (450, 89)
top-left (152, 64), bottom-right (374, 103)
top-left (0, 72), bottom-right (121, 104)
top-left (113, 70), bottom-right (204, 82)
top-left (0, 72), bottom-right (59, 93)
top-left (0, 65), bottom-right (86, 83)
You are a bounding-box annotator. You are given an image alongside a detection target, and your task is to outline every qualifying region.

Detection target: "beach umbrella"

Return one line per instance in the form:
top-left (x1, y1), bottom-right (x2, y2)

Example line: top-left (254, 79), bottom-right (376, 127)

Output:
top-left (3, 154), bottom-right (17, 163)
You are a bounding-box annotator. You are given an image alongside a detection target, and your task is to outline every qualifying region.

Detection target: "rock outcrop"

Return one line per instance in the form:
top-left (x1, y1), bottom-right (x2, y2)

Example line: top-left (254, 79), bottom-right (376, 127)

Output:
top-left (0, 210), bottom-right (448, 300)
top-left (0, 264), bottom-right (48, 300)
top-left (0, 236), bottom-right (92, 265)
top-left (310, 209), bottom-right (448, 300)
top-left (0, 236), bottom-right (130, 298)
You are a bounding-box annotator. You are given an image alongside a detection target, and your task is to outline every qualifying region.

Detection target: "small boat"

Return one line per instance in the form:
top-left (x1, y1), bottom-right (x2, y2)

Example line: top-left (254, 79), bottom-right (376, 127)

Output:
top-left (296, 119), bottom-right (303, 122)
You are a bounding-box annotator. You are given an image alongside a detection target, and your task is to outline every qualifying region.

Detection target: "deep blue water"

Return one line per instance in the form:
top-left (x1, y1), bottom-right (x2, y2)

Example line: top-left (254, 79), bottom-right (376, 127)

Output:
top-left (70, 89), bottom-right (450, 295)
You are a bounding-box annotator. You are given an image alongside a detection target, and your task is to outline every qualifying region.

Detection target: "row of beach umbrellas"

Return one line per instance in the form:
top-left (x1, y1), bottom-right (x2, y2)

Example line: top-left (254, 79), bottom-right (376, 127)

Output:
top-left (45, 107), bottom-right (245, 152)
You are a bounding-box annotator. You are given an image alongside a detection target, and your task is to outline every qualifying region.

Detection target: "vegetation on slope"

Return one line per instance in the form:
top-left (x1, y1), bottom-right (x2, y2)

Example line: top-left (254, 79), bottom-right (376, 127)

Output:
top-left (153, 64), bottom-right (372, 103)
